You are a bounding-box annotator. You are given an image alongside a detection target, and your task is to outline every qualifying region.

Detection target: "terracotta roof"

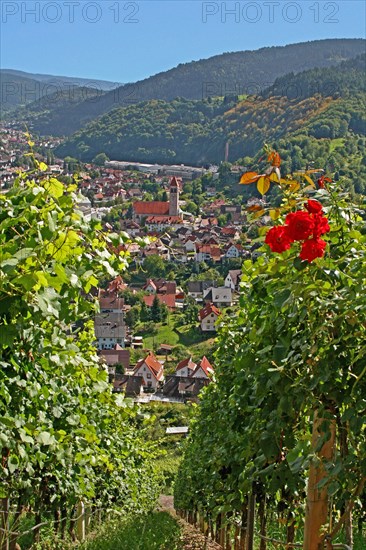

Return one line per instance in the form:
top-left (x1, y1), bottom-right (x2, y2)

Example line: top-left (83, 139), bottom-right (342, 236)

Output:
top-left (199, 303), bottom-right (221, 320)
top-left (144, 279), bottom-right (157, 291)
top-left (221, 227), bottom-right (238, 235)
top-left (143, 294), bottom-right (176, 309)
top-left (170, 176), bottom-right (179, 188)
top-left (107, 276), bottom-right (127, 293)
top-left (176, 357), bottom-right (197, 372)
top-left (196, 244), bottom-right (221, 255)
top-left (133, 201), bottom-right (169, 215)
top-left (193, 356), bottom-right (214, 378)
top-left (134, 352), bottom-right (164, 380)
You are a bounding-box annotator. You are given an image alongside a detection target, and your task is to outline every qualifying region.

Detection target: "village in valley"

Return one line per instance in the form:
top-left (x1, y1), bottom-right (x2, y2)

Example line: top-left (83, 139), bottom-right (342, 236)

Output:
top-left (0, 124), bottom-right (262, 403)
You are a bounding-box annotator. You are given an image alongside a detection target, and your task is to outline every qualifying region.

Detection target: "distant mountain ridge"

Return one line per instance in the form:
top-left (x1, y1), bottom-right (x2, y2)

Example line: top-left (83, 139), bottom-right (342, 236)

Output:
top-left (1, 69), bottom-right (121, 91)
top-left (0, 69), bottom-right (121, 115)
top-left (6, 38), bottom-right (366, 134)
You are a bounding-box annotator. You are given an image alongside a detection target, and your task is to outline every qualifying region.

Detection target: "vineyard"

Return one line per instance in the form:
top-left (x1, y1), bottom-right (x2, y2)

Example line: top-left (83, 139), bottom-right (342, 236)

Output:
top-left (1, 149), bottom-right (365, 549)
top-left (0, 156), bottom-right (162, 549)
top-left (174, 158), bottom-right (366, 548)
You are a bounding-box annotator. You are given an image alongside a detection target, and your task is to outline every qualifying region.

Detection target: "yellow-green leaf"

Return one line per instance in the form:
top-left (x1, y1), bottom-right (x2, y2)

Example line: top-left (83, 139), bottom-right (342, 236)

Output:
top-left (35, 271), bottom-right (49, 287)
top-left (257, 176), bottom-right (271, 195)
top-left (270, 209), bottom-right (281, 221)
top-left (44, 178), bottom-right (64, 199)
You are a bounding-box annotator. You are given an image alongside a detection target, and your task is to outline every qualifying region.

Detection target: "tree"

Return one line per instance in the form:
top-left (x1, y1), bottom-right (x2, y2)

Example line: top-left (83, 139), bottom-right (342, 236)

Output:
top-left (140, 300), bottom-right (150, 322)
top-left (92, 152), bottom-right (109, 166)
top-left (125, 305), bottom-right (141, 329)
top-left (218, 161), bottom-right (232, 182)
top-left (183, 298), bottom-right (199, 325)
top-left (151, 295), bottom-right (162, 322)
top-left (143, 255), bottom-right (166, 278)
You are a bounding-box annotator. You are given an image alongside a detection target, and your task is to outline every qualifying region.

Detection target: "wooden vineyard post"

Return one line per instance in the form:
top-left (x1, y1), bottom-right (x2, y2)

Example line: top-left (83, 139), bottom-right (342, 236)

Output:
top-left (85, 505), bottom-right (91, 536)
top-left (0, 498), bottom-right (9, 550)
top-left (246, 492), bottom-right (255, 550)
top-left (303, 411), bottom-right (336, 550)
top-left (76, 501), bottom-right (85, 542)
top-left (219, 513), bottom-right (226, 548)
top-left (239, 503), bottom-right (248, 550)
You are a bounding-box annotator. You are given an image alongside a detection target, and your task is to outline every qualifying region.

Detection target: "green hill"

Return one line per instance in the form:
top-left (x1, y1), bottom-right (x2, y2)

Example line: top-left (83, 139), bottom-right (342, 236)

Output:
top-left (56, 56), bottom-right (366, 193)
top-left (56, 56), bottom-right (364, 153)
top-left (10, 87), bottom-right (103, 136)
top-left (10, 39), bottom-right (366, 135)
top-left (262, 54), bottom-right (366, 100)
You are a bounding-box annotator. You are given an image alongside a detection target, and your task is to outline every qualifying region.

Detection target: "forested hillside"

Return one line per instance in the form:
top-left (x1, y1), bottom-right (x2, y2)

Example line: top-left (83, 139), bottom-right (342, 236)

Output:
top-left (11, 87), bottom-right (103, 135)
top-left (56, 57), bottom-right (366, 192)
top-left (262, 54), bottom-right (366, 99)
top-left (9, 39), bottom-right (365, 134)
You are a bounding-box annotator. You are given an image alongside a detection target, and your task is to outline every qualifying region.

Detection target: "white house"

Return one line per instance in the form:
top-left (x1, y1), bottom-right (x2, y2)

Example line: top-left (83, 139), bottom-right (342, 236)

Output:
top-left (95, 323), bottom-right (126, 350)
top-left (224, 243), bottom-right (243, 259)
top-left (184, 236), bottom-right (197, 252)
top-left (192, 356), bottom-right (214, 379)
top-left (133, 352), bottom-right (164, 390)
top-left (187, 280), bottom-right (218, 302)
top-left (203, 286), bottom-right (232, 308)
top-left (225, 269), bottom-right (242, 291)
top-left (199, 303), bottom-right (221, 332)
top-left (95, 295), bottom-right (125, 349)
top-left (175, 357), bottom-right (197, 378)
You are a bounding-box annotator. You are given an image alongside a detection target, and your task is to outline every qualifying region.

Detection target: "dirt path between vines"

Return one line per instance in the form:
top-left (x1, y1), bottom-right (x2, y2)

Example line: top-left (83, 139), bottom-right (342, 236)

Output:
top-left (158, 496), bottom-right (222, 550)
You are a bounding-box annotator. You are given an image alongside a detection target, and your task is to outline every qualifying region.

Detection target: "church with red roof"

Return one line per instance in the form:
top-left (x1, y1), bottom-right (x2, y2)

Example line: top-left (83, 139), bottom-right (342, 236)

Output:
top-left (133, 177), bottom-right (182, 221)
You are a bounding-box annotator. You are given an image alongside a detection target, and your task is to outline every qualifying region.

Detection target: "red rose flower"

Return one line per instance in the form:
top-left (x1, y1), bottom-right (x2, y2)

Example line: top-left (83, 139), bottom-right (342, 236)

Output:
top-left (300, 238), bottom-right (327, 262)
top-left (305, 199), bottom-right (323, 214)
top-left (313, 214), bottom-right (330, 237)
top-left (285, 211), bottom-right (315, 241)
top-left (317, 176), bottom-right (325, 189)
top-left (265, 225), bottom-right (292, 253)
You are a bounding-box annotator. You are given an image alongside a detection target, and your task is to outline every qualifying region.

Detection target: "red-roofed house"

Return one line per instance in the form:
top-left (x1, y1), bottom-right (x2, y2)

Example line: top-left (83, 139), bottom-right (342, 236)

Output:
top-left (224, 242), bottom-right (244, 258)
top-left (99, 346), bottom-right (130, 370)
top-left (133, 352), bottom-right (164, 390)
top-left (143, 279), bottom-right (157, 293)
top-left (192, 356), bottom-right (214, 379)
top-left (143, 294), bottom-right (176, 310)
top-left (99, 296), bottom-right (124, 313)
top-left (175, 357), bottom-right (197, 378)
top-left (146, 216), bottom-right (184, 232)
top-left (143, 279), bottom-right (177, 295)
top-left (199, 303), bottom-right (221, 332)
top-left (107, 276), bottom-right (128, 294)
top-left (195, 244), bottom-right (222, 263)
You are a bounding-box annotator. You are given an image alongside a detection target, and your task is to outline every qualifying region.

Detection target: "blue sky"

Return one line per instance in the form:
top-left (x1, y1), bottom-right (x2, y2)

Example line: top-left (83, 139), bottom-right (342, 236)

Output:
top-left (1, 1), bottom-right (365, 82)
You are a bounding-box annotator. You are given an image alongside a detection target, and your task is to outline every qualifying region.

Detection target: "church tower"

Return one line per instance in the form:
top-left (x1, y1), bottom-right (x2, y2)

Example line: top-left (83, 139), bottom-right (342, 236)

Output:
top-left (169, 176), bottom-right (179, 217)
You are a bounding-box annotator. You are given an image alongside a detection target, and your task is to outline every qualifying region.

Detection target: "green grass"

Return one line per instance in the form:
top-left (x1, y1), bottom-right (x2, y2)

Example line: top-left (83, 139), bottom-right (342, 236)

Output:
top-left (80, 511), bottom-right (181, 550)
top-left (142, 317), bottom-right (214, 357)
top-left (143, 323), bottom-right (180, 350)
